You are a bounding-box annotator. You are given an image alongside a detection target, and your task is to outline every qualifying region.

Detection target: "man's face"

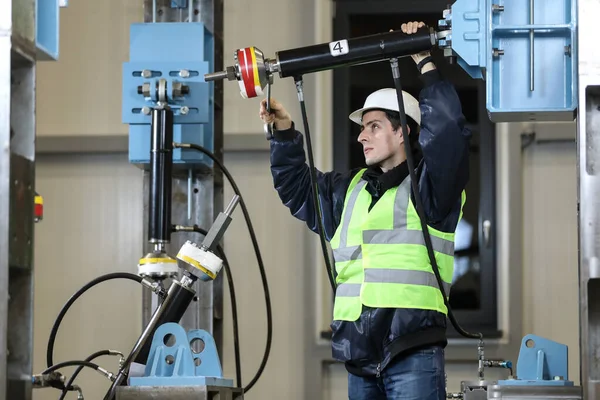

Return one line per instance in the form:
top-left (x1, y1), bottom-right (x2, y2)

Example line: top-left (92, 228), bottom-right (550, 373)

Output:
top-left (357, 110), bottom-right (405, 171)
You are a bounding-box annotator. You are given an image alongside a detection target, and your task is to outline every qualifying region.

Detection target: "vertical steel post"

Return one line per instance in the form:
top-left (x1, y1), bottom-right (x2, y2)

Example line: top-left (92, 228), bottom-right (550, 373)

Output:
top-left (0, 27), bottom-right (10, 400)
top-left (2, 1), bottom-right (38, 399)
top-left (140, 0), bottom-right (224, 357)
top-left (578, 0), bottom-right (600, 398)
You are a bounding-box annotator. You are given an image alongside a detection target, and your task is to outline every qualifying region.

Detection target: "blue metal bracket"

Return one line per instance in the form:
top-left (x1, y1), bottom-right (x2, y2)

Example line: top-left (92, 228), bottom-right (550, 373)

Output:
top-left (36, 0), bottom-right (67, 61)
top-left (497, 334), bottom-right (574, 386)
top-left (440, 0), bottom-right (577, 122)
top-left (129, 322), bottom-right (233, 387)
top-left (122, 22), bottom-right (215, 166)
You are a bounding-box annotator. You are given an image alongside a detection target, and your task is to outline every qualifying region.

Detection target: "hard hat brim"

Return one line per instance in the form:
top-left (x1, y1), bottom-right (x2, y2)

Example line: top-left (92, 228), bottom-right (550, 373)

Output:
top-left (348, 89), bottom-right (422, 126)
top-left (349, 107), bottom-right (380, 126)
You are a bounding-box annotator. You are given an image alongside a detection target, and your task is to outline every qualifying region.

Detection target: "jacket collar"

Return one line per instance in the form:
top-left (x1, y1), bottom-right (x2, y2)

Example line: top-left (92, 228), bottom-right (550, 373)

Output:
top-left (362, 148), bottom-right (423, 198)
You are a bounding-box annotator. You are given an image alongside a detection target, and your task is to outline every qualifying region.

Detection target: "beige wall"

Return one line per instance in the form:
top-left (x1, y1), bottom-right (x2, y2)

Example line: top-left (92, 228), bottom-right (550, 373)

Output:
top-left (522, 139), bottom-right (579, 380)
top-left (31, 0), bottom-right (581, 399)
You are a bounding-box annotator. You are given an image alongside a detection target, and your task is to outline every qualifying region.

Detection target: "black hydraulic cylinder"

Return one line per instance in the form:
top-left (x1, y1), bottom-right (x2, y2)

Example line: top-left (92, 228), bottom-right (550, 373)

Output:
top-left (276, 28), bottom-right (435, 78)
top-left (132, 281), bottom-right (196, 365)
top-left (148, 107), bottom-right (174, 244)
top-left (103, 280), bottom-right (196, 399)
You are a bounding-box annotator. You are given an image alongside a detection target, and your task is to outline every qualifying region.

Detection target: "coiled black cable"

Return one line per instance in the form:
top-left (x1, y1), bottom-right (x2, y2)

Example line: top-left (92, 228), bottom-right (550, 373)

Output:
top-left (46, 273), bottom-right (144, 369)
top-left (173, 142), bottom-right (271, 394)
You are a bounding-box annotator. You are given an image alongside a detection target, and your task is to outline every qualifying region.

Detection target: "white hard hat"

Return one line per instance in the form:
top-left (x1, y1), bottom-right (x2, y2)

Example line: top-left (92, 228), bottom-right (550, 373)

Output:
top-left (349, 88), bottom-right (421, 126)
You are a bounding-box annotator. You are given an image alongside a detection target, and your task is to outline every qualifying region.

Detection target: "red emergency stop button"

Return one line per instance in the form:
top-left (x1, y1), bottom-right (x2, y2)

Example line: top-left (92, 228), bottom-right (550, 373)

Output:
top-left (34, 193), bottom-right (43, 222)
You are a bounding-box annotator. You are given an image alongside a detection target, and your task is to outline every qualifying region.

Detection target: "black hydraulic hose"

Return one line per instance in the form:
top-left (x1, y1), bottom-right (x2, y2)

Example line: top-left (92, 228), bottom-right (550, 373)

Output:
top-left (46, 273), bottom-right (144, 369)
top-left (174, 225), bottom-right (242, 388)
top-left (294, 78), bottom-right (337, 292)
top-left (59, 350), bottom-right (120, 400)
top-left (172, 142), bottom-right (271, 394)
top-left (389, 58), bottom-right (482, 340)
top-left (42, 360), bottom-right (102, 375)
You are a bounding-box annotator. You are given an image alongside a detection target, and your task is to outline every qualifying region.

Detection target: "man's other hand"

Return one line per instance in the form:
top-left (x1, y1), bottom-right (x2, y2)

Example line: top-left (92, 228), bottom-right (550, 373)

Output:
top-left (259, 98), bottom-right (292, 131)
top-left (400, 21), bottom-right (434, 72)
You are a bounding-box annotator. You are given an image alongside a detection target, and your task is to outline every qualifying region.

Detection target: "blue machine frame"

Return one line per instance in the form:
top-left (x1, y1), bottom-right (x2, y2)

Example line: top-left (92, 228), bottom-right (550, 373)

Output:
top-left (440, 0), bottom-right (577, 122)
top-left (122, 22), bottom-right (215, 166)
top-left (35, 0), bottom-right (63, 61)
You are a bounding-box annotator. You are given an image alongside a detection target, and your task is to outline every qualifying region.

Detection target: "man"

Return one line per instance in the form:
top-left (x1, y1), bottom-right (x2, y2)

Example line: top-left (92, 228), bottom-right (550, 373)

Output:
top-left (259, 21), bottom-right (471, 400)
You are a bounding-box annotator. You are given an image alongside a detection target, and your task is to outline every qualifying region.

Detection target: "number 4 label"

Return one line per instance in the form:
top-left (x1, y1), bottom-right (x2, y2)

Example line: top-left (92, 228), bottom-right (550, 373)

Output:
top-left (329, 39), bottom-right (349, 57)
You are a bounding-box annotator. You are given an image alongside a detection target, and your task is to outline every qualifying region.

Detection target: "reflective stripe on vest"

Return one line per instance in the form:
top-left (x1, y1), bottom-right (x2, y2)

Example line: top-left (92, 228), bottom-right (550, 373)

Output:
top-left (330, 169), bottom-right (463, 322)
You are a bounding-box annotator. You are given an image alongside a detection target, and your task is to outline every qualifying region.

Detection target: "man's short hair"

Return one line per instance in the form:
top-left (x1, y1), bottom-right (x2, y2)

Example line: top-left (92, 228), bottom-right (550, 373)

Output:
top-left (368, 108), bottom-right (421, 152)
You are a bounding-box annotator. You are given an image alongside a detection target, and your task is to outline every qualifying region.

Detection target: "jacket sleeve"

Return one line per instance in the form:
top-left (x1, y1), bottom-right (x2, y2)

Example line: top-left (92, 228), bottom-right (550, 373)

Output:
top-left (416, 69), bottom-right (472, 228)
top-left (269, 124), bottom-right (352, 241)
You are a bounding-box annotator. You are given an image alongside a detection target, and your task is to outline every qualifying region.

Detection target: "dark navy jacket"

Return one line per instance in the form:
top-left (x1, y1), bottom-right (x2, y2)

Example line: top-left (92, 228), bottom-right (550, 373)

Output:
top-left (268, 68), bottom-right (471, 377)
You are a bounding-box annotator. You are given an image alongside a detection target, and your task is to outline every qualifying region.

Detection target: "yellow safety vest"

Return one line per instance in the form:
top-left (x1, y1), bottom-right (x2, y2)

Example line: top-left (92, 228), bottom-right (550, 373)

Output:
top-left (329, 168), bottom-right (465, 322)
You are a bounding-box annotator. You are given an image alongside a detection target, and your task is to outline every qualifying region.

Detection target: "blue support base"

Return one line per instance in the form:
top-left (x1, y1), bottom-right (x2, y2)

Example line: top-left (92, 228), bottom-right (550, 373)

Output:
top-left (497, 334), bottom-right (574, 387)
top-left (129, 322), bottom-right (233, 388)
top-left (441, 0), bottom-right (577, 122)
top-left (122, 23), bottom-right (215, 166)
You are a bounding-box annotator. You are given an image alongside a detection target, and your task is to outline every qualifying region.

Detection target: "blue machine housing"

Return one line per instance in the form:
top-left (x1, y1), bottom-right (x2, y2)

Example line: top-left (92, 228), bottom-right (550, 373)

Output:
top-left (35, 0), bottom-right (63, 61)
top-left (441, 0), bottom-right (577, 122)
top-left (497, 334), bottom-right (574, 387)
top-left (123, 23), bottom-right (215, 166)
top-left (129, 322), bottom-right (233, 387)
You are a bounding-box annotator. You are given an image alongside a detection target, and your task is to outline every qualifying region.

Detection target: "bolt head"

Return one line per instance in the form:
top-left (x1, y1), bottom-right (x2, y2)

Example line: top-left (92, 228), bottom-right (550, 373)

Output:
top-left (142, 69), bottom-right (152, 78)
top-left (142, 82), bottom-right (151, 98)
top-left (181, 106), bottom-right (189, 115)
top-left (172, 82), bottom-right (183, 98)
top-left (142, 106), bottom-right (151, 115)
top-left (179, 69), bottom-right (190, 78)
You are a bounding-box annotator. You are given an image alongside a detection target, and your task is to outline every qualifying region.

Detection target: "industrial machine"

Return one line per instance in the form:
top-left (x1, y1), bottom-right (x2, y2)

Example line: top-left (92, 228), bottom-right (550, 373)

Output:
top-left (1, 0), bottom-right (596, 399)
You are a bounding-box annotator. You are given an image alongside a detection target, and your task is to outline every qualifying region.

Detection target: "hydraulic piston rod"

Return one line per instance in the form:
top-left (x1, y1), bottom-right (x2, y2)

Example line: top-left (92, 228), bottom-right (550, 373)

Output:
top-left (205, 27), bottom-right (437, 99)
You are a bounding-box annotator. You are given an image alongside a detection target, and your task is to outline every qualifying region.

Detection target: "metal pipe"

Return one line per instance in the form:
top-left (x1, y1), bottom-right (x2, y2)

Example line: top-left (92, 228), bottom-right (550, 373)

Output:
top-left (224, 194), bottom-right (240, 216)
top-left (200, 195), bottom-right (240, 250)
top-left (187, 169), bottom-right (192, 220)
top-left (152, 0), bottom-right (156, 23)
top-left (148, 107), bottom-right (174, 244)
top-left (188, 0), bottom-right (193, 22)
top-left (103, 279), bottom-right (196, 400)
top-left (478, 340), bottom-right (485, 380)
top-left (530, 0), bottom-right (534, 91)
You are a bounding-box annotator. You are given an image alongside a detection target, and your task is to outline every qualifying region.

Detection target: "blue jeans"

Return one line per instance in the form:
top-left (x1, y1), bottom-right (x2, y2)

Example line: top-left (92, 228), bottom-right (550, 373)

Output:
top-left (347, 346), bottom-right (445, 400)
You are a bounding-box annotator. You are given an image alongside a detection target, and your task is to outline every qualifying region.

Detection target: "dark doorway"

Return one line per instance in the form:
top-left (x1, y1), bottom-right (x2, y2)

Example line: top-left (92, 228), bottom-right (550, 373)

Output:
top-left (332, 1), bottom-right (500, 338)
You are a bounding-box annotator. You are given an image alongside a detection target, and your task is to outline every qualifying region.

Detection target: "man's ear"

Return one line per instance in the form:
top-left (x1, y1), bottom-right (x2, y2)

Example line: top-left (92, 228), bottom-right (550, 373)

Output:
top-left (397, 124), bottom-right (410, 143)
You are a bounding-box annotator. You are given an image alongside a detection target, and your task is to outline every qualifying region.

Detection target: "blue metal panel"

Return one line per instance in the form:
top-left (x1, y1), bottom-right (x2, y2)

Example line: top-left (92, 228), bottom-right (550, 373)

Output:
top-left (129, 322), bottom-right (233, 387)
top-left (497, 334), bottom-right (574, 387)
top-left (35, 0), bottom-right (60, 61)
top-left (123, 23), bottom-right (214, 165)
top-left (442, 0), bottom-right (577, 122)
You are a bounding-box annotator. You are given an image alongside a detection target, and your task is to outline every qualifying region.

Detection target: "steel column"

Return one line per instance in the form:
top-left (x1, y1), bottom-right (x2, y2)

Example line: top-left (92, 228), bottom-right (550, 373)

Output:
top-left (1, 1), bottom-right (38, 400)
top-left (0, 32), bottom-right (10, 400)
top-left (578, 0), bottom-right (600, 398)
top-left (140, 0), bottom-right (224, 360)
